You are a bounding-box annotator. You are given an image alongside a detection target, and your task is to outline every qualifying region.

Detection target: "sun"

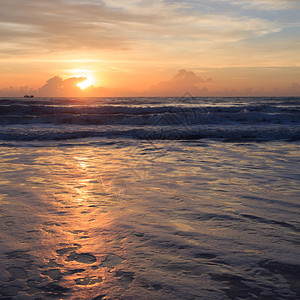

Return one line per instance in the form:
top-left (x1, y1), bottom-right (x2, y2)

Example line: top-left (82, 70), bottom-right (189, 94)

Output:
top-left (77, 76), bottom-right (94, 89)
top-left (67, 69), bottom-right (95, 90)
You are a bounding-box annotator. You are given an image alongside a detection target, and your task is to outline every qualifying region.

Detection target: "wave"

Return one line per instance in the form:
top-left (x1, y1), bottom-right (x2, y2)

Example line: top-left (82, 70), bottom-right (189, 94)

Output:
top-left (0, 97), bottom-right (299, 142)
top-left (0, 104), bottom-right (299, 126)
top-left (1, 125), bottom-right (299, 142)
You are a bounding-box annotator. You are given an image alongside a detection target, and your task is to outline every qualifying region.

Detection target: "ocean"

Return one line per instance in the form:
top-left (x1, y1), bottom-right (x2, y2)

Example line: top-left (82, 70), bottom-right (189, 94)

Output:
top-left (0, 96), bottom-right (299, 299)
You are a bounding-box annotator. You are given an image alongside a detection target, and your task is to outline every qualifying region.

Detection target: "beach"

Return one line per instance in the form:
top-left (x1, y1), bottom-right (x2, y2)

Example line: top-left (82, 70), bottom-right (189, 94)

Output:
top-left (0, 96), bottom-right (299, 299)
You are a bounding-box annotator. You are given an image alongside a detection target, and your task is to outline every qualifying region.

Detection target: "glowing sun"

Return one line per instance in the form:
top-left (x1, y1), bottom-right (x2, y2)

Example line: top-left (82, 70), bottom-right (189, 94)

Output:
top-left (68, 69), bottom-right (95, 89)
top-left (77, 76), bottom-right (94, 89)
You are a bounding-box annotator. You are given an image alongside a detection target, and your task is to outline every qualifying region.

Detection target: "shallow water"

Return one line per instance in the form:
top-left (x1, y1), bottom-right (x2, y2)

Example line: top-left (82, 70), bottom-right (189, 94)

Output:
top-left (0, 139), bottom-right (299, 299)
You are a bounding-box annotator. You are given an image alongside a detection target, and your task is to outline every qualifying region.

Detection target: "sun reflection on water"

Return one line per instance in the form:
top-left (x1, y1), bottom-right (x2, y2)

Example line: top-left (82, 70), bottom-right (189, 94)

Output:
top-left (0, 147), bottom-right (132, 299)
top-left (35, 150), bottom-right (125, 298)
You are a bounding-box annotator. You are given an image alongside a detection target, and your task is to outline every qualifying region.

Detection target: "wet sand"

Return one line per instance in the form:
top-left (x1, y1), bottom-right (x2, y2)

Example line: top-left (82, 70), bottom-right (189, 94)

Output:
top-left (0, 140), bottom-right (300, 299)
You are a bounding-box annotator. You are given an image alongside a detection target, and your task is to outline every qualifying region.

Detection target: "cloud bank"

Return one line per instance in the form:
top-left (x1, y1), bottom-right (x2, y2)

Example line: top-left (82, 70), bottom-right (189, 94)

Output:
top-left (1, 69), bottom-right (299, 97)
top-left (0, 0), bottom-right (296, 59)
top-left (147, 69), bottom-right (212, 96)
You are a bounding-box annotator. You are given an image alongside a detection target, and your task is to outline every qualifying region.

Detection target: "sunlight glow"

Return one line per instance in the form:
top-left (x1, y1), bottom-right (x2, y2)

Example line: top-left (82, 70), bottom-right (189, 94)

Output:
top-left (77, 77), bottom-right (94, 89)
top-left (68, 68), bottom-right (95, 89)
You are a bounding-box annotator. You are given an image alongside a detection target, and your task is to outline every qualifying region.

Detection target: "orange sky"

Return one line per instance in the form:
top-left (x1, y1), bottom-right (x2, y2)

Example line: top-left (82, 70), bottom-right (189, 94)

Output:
top-left (0, 0), bottom-right (300, 96)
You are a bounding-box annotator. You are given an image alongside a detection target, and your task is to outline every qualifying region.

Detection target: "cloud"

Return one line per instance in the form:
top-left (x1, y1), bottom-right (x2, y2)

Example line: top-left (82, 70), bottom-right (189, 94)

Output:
top-left (38, 76), bottom-right (93, 96)
top-left (0, 76), bottom-right (88, 97)
top-left (274, 82), bottom-right (300, 96)
top-left (0, 86), bottom-right (35, 97)
top-left (0, 70), bottom-right (300, 97)
top-left (0, 70), bottom-right (212, 97)
top-left (148, 69), bottom-right (212, 96)
top-left (0, 0), bottom-right (284, 60)
top-left (36, 75), bottom-right (137, 97)
top-left (224, 0), bottom-right (299, 11)
top-left (0, 0), bottom-right (131, 57)
top-left (37, 76), bottom-right (64, 96)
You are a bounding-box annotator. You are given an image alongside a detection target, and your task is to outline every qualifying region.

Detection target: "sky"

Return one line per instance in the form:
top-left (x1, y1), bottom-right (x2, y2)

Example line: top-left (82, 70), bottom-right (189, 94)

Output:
top-left (0, 0), bottom-right (300, 96)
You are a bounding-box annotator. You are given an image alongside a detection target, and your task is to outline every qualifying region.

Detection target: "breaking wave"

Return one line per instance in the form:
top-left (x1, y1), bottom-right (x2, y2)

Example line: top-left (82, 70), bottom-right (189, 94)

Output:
top-left (0, 96), bottom-right (299, 142)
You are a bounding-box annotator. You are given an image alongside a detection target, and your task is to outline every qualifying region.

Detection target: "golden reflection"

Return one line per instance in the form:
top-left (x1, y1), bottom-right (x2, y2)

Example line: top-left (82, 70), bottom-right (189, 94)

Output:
top-left (0, 194), bottom-right (8, 204)
top-left (21, 148), bottom-right (128, 298)
top-left (0, 146), bottom-right (141, 299)
top-left (74, 156), bottom-right (89, 169)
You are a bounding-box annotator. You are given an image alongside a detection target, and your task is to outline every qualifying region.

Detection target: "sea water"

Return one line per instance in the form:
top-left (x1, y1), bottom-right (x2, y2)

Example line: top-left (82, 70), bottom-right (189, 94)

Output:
top-left (0, 97), bottom-right (299, 299)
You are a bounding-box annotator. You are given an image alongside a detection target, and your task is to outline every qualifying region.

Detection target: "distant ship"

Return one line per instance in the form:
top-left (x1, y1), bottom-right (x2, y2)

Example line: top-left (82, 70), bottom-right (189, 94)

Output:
top-left (24, 95), bottom-right (34, 98)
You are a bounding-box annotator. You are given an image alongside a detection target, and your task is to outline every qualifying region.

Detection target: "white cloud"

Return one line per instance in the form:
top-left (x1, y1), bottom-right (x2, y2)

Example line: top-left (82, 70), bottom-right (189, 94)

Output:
top-left (224, 0), bottom-right (299, 10)
top-left (0, 0), bottom-right (285, 59)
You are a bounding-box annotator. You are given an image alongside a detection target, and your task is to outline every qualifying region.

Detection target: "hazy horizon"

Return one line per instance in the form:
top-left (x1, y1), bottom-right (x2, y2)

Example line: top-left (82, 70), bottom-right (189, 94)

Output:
top-left (1, 68), bottom-right (300, 97)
